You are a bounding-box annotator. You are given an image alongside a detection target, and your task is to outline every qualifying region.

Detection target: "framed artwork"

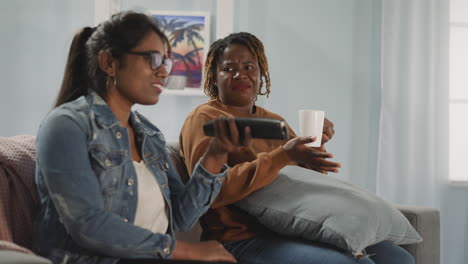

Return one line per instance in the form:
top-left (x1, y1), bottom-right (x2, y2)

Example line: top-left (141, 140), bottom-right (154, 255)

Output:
top-left (151, 11), bottom-right (211, 90)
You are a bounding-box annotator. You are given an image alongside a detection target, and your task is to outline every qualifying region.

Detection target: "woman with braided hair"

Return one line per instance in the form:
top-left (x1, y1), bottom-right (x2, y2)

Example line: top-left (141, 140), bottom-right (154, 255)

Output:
top-left (179, 32), bottom-right (415, 264)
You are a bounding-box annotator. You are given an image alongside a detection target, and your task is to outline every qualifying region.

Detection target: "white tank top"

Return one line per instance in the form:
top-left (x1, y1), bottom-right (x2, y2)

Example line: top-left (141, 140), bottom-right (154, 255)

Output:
top-left (133, 160), bottom-right (169, 234)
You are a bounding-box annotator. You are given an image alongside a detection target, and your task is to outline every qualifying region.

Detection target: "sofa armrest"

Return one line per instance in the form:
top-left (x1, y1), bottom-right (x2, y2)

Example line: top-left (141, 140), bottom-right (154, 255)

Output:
top-left (0, 250), bottom-right (52, 264)
top-left (395, 204), bottom-right (440, 264)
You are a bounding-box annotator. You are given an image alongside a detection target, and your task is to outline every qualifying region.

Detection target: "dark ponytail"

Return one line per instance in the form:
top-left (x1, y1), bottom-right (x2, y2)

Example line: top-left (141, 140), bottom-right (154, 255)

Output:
top-left (54, 27), bottom-right (94, 107)
top-left (54, 11), bottom-right (171, 108)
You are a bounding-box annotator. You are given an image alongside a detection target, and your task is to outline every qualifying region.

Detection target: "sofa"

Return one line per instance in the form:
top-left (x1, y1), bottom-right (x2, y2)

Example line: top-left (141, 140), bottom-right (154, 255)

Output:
top-left (0, 136), bottom-right (440, 264)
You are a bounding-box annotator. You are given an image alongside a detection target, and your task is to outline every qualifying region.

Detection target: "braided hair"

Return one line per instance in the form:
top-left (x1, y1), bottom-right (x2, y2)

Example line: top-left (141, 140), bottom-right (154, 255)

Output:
top-left (204, 32), bottom-right (271, 99)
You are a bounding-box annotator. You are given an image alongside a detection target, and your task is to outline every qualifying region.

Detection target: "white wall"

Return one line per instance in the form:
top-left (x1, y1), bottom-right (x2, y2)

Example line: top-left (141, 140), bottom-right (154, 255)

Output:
top-left (0, 0), bottom-right (94, 137)
top-left (234, 0), bottom-right (382, 189)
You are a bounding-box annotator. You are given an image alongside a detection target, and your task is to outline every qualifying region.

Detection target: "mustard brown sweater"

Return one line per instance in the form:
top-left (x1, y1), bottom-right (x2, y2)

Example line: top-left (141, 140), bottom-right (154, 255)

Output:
top-left (179, 100), bottom-right (296, 242)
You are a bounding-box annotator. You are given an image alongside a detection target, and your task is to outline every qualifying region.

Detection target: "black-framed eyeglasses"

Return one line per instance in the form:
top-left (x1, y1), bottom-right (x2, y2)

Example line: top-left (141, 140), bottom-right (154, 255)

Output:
top-left (126, 51), bottom-right (173, 73)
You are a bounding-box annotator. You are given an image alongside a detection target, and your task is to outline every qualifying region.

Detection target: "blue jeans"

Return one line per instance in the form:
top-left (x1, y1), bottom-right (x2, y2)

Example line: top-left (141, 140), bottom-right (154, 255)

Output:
top-left (117, 260), bottom-right (232, 264)
top-left (223, 233), bottom-right (414, 264)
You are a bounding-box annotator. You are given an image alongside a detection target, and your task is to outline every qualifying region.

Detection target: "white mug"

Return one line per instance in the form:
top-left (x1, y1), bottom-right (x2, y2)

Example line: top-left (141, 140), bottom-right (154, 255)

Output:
top-left (298, 110), bottom-right (325, 147)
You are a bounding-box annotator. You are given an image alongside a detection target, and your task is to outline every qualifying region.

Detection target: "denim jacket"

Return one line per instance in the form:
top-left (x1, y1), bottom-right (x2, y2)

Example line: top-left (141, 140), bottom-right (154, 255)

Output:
top-left (33, 91), bottom-right (227, 264)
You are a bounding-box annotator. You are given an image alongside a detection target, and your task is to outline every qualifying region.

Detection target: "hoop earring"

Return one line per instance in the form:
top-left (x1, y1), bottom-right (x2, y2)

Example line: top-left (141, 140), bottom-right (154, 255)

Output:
top-left (106, 76), bottom-right (117, 89)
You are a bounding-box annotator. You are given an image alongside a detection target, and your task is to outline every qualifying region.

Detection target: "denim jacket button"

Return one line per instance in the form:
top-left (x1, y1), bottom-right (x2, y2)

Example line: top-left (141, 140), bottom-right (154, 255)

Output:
top-left (123, 218), bottom-right (128, 222)
top-left (163, 246), bottom-right (170, 255)
top-left (127, 178), bottom-right (134, 186)
top-left (116, 132), bottom-right (122, 139)
top-left (105, 159), bottom-right (111, 166)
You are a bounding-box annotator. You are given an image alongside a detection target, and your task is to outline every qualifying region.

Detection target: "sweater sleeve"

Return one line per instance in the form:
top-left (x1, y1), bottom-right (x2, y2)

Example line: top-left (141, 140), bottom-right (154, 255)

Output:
top-left (179, 109), bottom-right (292, 209)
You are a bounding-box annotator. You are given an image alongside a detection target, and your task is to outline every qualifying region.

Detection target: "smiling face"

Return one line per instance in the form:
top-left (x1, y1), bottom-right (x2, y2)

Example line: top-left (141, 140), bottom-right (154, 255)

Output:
top-left (110, 31), bottom-right (169, 107)
top-left (216, 43), bottom-right (260, 110)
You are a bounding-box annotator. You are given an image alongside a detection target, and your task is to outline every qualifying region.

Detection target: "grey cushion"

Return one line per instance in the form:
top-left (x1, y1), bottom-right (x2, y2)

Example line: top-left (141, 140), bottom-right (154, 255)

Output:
top-left (0, 250), bottom-right (51, 264)
top-left (235, 166), bottom-right (423, 254)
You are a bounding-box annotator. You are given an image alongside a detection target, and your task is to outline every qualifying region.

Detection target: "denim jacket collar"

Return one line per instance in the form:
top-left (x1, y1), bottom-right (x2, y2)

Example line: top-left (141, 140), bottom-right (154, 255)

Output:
top-left (85, 90), bottom-right (157, 136)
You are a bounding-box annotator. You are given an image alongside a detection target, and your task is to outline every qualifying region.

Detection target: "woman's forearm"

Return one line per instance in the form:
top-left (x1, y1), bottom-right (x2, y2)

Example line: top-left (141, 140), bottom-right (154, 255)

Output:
top-left (200, 151), bottom-right (228, 174)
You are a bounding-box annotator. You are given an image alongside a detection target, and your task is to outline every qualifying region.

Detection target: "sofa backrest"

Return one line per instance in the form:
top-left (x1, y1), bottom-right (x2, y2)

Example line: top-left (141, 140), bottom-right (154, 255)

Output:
top-left (0, 135), bottom-right (38, 253)
top-left (166, 141), bottom-right (203, 242)
top-left (166, 142), bottom-right (190, 184)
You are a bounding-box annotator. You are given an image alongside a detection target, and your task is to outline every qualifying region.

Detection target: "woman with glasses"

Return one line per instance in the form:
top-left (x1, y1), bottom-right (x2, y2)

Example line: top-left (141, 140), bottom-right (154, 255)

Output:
top-left (33, 11), bottom-right (241, 264)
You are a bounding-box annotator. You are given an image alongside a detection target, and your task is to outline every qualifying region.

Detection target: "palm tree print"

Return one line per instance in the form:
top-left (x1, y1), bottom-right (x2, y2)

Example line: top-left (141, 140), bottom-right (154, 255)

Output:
top-left (154, 14), bottom-right (208, 88)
